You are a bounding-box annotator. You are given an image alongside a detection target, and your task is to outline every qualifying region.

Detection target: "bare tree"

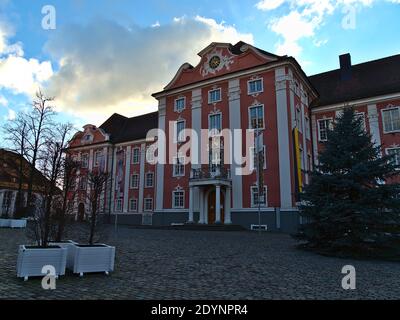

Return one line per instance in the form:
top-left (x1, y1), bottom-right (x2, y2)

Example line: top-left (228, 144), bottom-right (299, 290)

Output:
top-left (86, 170), bottom-right (109, 245)
top-left (2, 114), bottom-right (30, 217)
top-left (55, 156), bottom-right (80, 242)
top-left (25, 90), bottom-right (55, 212)
top-left (29, 123), bottom-right (73, 247)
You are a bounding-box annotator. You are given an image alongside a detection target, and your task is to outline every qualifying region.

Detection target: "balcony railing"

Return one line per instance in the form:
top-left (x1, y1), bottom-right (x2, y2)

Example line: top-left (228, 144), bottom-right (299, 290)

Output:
top-left (190, 166), bottom-right (231, 181)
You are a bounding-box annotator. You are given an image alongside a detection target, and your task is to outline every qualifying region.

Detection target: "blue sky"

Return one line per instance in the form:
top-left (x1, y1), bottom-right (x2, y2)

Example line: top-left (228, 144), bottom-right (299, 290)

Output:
top-left (0, 0), bottom-right (399, 133)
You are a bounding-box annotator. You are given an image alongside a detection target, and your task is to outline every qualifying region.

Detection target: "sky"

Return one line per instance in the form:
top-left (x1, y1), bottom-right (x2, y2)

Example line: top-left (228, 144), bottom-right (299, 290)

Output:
top-left (0, 0), bottom-right (399, 133)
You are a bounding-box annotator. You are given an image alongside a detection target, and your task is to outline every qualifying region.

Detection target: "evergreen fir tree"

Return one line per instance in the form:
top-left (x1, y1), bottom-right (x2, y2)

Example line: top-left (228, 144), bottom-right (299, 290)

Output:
top-left (297, 108), bottom-right (400, 258)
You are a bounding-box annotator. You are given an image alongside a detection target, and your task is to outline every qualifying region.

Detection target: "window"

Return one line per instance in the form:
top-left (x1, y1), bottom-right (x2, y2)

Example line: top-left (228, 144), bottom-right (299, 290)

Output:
top-left (250, 146), bottom-right (267, 171)
top-left (172, 190), bottom-right (185, 209)
top-left (145, 172), bottom-right (154, 188)
top-left (318, 119), bottom-right (332, 142)
top-left (249, 105), bottom-right (264, 129)
top-left (176, 120), bottom-right (186, 143)
top-left (129, 199), bottom-right (138, 212)
top-left (115, 198), bottom-right (123, 212)
top-left (81, 154), bottom-right (89, 168)
top-left (173, 155), bottom-right (185, 177)
top-left (2, 191), bottom-right (13, 211)
top-left (208, 88), bottom-right (221, 104)
top-left (144, 198), bottom-right (153, 212)
top-left (387, 148), bottom-right (400, 168)
top-left (382, 108), bottom-right (400, 133)
top-left (251, 186), bottom-right (268, 207)
top-left (305, 117), bottom-right (311, 140)
top-left (132, 148), bottom-right (140, 164)
top-left (296, 107), bottom-right (302, 132)
top-left (248, 79), bottom-right (263, 95)
top-left (175, 97), bottom-right (185, 112)
top-left (209, 113), bottom-right (222, 136)
top-left (79, 176), bottom-right (87, 190)
top-left (94, 151), bottom-right (102, 167)
top-left (130, 174), bottom-right (139, 189)
top-left (355, 112), bottom-right (366, 131)
top-left (300, 147), bottom-right (304, 170)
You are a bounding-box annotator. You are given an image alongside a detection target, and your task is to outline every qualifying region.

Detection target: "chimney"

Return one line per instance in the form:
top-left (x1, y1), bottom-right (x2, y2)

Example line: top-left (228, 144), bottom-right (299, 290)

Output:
top-left (339, 53), bottom-right (352, 81)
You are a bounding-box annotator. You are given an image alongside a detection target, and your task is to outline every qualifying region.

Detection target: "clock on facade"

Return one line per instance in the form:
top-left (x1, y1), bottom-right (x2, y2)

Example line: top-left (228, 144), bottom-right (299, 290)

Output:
top-left (209, 56), bottom-right (221, 69)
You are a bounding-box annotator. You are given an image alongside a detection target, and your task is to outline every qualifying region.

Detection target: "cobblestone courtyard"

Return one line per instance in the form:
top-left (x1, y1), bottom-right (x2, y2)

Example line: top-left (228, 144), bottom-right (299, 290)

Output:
top-left (1, 224), bottom-right (400, 300)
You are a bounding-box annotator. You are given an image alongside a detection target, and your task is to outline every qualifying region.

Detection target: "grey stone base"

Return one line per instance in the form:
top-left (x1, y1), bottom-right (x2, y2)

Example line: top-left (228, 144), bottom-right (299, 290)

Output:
top-left (101, 210), bottom-right (300, 233)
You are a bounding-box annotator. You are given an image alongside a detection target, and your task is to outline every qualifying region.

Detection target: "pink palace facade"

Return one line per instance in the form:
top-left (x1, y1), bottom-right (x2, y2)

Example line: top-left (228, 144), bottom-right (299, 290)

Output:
top-left (66, 41), bottom-right (400, 232)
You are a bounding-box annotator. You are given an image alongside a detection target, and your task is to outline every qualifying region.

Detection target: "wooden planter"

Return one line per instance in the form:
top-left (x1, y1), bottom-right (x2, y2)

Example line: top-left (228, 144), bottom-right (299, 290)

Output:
top-left (10, 219), bottom-right (27, 229)
top-left (0, 219), bottom-right (10, 228)
top-left (72, 244), bottom-right (115, 277)
top-left (49, 240), bottom-right (78, 270)
top-left (16, 245), bottom-right (67, 281)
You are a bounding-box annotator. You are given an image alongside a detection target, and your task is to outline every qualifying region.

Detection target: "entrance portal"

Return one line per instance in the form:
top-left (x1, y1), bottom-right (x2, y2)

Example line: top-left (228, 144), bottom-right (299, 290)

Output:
top-left (207, 190), bottom-right (225, 224)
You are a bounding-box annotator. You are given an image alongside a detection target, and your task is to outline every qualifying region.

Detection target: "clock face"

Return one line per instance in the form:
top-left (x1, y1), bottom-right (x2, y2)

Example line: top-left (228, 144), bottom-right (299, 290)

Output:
top-left (209, 56), bottom-right (221, 70)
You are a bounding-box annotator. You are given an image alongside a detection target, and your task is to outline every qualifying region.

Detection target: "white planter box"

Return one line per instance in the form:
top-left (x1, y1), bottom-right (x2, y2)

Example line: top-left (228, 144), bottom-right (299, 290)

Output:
top-left (0, 219), bottom-right (10, 228)
top-left (17, 245), bottom-right (67, 281)
top-left (10, 219), bottom-right (27, 229)
top-left (49, 240), bottom-right (78, 270)
top-left (72, 244), bottom-right (115, 277)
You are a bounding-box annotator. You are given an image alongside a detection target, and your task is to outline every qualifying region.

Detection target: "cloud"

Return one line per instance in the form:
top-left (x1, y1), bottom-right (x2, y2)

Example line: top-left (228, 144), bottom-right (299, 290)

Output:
top-left (0, 94), bottom-right (7, 107)
top-left (256, 0), bottom-right (286, 11)
top-left (258, 0), bottom-right (390, 57)
top-left (44, 16), bottom-right (254, 121)
top-left (4, 108), bottom-right (15, 120)
top-left (0, 19), bottom-right (53, 96)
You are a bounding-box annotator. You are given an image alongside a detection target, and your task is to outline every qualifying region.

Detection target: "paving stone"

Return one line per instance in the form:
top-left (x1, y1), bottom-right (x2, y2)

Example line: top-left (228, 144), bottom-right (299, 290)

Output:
top-left (0, 225), bottom-right (400, 299)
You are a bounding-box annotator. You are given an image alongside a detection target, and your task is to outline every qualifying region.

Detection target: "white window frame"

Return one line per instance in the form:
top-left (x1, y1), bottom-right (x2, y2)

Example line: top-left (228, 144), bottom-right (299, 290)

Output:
top-left (173, 155), bottom-right (185, 177)
top-left (208, 88), bottom-right (222, 104)
top-left (382, 107), bottom-right (400, 134)
top-left (317, 118), bottom-right (333, 142)
top-left (305, 116), bottom-right (311, 140)
top-left (130, 174), bottom-right (139, 189)
top-left (174, 97), bottom-right (186, 113)
top-left (94, 151), bottom-right (102, 167)
top-left (250, 186), bottom-right (268, 208)
top-left (208, 112), bottom-right (222, 136)
top-left (248, 104), bottom-right (265, 130)
top-left (144, 198), bottom-right (153, 212)
top-left (296, 107), bottom-right (302, 132)
top-left (250, 146), bottom-right (267, 172)
top-left (81, 153), bottom-right (89, 168)
top-left (175, 120), bottom-right (186, 143)
top-left (131, 147), bottom-right (140, 164)
top-left (300, 147), bottom-right (304, 170)
top-left (115, 198), bottom-right (123, 212)
top-left (145, 172), bottom-right (154, 188)
top-left (172, 190), bottom-right (185, 209)
top-left (247, 78), bottom-right (264, 95)
top-left (386, 147), bottom-right (400, 169)
top-left (355, 112), bottom-right (367, 131)
top-left (129, 198), bottom-right (138, 212)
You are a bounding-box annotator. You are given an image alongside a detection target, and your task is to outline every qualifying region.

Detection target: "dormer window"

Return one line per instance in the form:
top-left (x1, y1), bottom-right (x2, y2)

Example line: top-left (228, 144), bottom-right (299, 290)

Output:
top-left (174, 97), bottom-right (186, 112)
top-left (82, 134), bottom-right (93, 143)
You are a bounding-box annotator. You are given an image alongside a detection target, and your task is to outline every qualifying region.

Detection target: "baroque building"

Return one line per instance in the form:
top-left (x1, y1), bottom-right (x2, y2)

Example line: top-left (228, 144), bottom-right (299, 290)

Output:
top-left (66, 41), bottom-right (400, 232)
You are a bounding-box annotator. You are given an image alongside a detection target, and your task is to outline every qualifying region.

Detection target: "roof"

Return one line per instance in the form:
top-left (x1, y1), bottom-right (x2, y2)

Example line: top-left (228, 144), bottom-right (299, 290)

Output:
top-left (99, 111), bottom-right (158, 143)
top-left (309, 54), bottom-right (400, 107)
top-left (153, 41), bottom-right (318, 99)
top-left (0, 149), bottom-right (52, 193)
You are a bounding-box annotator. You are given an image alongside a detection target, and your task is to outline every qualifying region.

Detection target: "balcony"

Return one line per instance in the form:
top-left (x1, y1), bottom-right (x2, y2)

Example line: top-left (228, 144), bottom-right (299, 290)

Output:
top-left (190, 166), bottom-right (231, 187)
